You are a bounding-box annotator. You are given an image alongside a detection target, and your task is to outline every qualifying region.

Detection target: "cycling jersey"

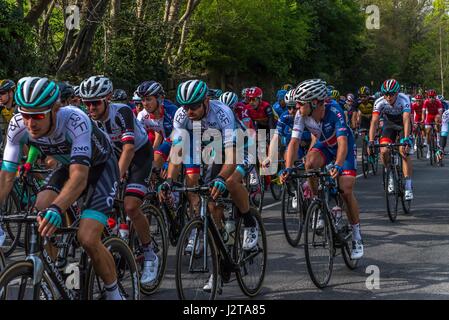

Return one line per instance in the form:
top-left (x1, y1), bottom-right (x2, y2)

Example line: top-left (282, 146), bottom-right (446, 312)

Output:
top-left (95, 103), bottom-right (148, 153)
top-left (357, 98), bottom-right (374, 116)
top-left (234, 102), bottom-right (256, 131)
top-left (412, 102), bottom-right (424, 123)
top-left (441, 100), bottom-right (449, 111)
top-left (272, 102), bottom-right (287, 121)
top-left (423, 99), bottom-right (443, 125)
top-left (172, 100), bottom-right (238, 174)
top-left (291, 103), bottom-right (356, 176)
top-left (373, 93), bottom-right (411, 125)
top-left (0, 106), bottom-right (15, 124)
top-left (441, 109), bottom-right (449, 135)
top-left (276, 110), bottom-right (311, 147)
top-left (246, 101), bottom-right (274, 129)
top-left (137, 103), bottom-right (178, 141)
top-left (2, 106), bottom-right (112, 172)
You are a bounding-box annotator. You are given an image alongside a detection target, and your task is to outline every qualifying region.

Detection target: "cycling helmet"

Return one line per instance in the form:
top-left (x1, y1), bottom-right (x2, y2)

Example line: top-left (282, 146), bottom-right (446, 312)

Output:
top-left (136, 80), bottom-right (164, 98)
top-left (79, 75), bottom-right (113, 100)
top-left (284, 89), bottom-right (296, 107)
top-left (246, 87), bottom-right (263, 99)
top-left (15, 77), bottom-right (60, 109)
top-left (346, 93), bottom-right (355, 102)
top-left (326, 85), bottom-right (335, 97)
top-left (358, 86), bottom-right (370, 96)
top-left (176, 79), bottom-right (208, 105)
top-left (374, 91), bottom-right (382, 99)
top-left (208, 88), bottom-right (223, 99)
top-left (132, 91), bottom-right (142, 102)
top-left (331, 90), bottom-right (340, 100)
top-left (219, 92), bottom-right (238, 109)
top-left (57, 82), bottom-right (75, 101)
top-left (112, 89), bottom-right (128, 101)
top-left (414, 94), bottom-right (423, 100)
top-left (241, 88), bottom-right (248, 98)
top-left (0, 79), bottom-right (16, 93)
top-left (294, 79), bottom-right (328, 102)
top-left (276, 89), bottom-right (288, 102)
top-left (427, 89), bottom-right (437, 98)
top-left (381, 79), bottom-right (400, 94)
top-left (73, 86), bottom-right (80, 97)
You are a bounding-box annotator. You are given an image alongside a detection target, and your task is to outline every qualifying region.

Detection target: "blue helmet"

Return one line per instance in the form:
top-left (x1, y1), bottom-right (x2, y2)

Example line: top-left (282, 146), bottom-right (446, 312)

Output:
top-left (276, 89), bottom-right (288, 102)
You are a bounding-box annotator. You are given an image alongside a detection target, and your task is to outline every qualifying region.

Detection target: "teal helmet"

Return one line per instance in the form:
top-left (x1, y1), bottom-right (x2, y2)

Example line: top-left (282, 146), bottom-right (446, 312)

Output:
top-left (176, 79), bottom-right (208, 105)
top-left (15, 77), bottom-right (60, 109)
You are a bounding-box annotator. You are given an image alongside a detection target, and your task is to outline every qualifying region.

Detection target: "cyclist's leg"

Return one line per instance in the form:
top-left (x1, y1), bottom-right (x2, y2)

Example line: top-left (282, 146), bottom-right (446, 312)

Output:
top-left (153, 141), bottom-right (171, 170)
top-left (77, 156), bottom-right (121, 299)
top-left (305, 141), bottom-right (328, 195)
top-left (205, 164), bottom-right (225, 228)
top-left (379, 124), bottom-right (397, 166)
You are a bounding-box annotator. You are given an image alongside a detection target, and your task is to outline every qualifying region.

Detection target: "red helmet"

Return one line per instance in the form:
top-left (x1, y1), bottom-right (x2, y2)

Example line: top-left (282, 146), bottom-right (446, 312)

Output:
top-left (246, 86), bottom-right (263, 99)
top-left (427, 89), bottom-right (436, 98)
top-left (414, 94), bottom-right (423, 100)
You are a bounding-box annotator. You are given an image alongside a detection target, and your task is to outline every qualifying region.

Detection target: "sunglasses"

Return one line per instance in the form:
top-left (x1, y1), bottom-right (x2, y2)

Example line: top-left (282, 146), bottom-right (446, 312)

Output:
top-left (83, 99), bottom-right (104, 108)
top-left (383, 93), bottom-right (397, 97)
top-left (182, 102), bottom-right (203, 111)
top-left (19, 107), bottom-right (52, 120)
top-left (0, 91), bottom-right (8, 96)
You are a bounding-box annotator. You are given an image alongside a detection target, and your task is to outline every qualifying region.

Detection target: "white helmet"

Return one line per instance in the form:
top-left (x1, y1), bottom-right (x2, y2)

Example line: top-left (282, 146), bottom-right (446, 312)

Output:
top-left (79, 75), bottom-right (113, 100)
top-left (219, 91), bottom-right (238, 109)
top-left (284, 89), bottom-right (296, 107)
top-left (293, 79), bottom-right (328, 102)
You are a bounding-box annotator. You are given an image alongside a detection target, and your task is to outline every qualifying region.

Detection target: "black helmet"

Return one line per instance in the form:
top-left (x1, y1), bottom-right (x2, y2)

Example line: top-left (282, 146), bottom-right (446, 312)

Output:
top-left (112, 89), bottom-right (128, 101)
top-left (57, 82), bottom-right (75, 101)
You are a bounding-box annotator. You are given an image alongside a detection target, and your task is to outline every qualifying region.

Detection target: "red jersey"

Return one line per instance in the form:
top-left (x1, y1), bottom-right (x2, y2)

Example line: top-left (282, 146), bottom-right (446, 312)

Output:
top-left (423, 99), bottom-right (443, 124)
top-left (411, 102), bottom-right (424, 123)
top-left (246, 100), bottom-right (274, 128)
top-left (234, 102), bottom-right (256, 130)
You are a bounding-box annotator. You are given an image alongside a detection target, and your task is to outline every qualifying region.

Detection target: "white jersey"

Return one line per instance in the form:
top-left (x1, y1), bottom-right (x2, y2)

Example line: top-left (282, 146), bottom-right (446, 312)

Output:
top-left (172, 100), bottom-right (237, 149)
top-left (441, 109), bottom-right (449, 133)
top-left (373, 93), bottom-right (411, 124)
top-left (2, 106), bottom-right (112, 172)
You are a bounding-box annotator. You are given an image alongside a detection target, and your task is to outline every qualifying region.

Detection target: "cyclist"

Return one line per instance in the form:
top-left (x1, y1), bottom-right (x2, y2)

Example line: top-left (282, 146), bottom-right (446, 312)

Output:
top-left (0, 76), bottom-right (125, 299)
top-left (437, 95), bottom-right (449, 111)
top-left (79, 75), bottom-right (158, 286)
top-left (136, 80), bottom-right (177, 170)
top-left (356, 86), bottom-right (374, 136)
top-left (131, 91), bottom-right (144, 116)
top-left (344, 93), bottom-right (358, 130)
top-left (412, 94), bottom-right (424, 151)
top-left (158, 79), bottom-right (259, 256)
top-left (438, 108), bottom-right (449, 160)
top-left (368, 79), bottom-right (414, 200)
top-left (57, 82), bottom-right (75, 107)
top-left (272, 89), bottom-right (288, 120)
top-left (208, 88), bottom-right (223, 100)
top-left (423, 89), bottom-right (443, 159)
top-left (281, 79), bottom-right (363, 260)
top-left (0, 79), bottom-right (17, 143)
top-left (246, 86), bottom-right (275, 131)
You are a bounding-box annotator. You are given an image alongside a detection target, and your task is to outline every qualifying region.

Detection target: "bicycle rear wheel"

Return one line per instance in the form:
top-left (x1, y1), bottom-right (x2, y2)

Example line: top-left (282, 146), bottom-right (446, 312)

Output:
top-left (361, 138), bottom-right (369, 178)
top-left (304, 201), bottom-right (334, 289)
top-left (175, 217), bottom-right (218, 300)
top-left (235, 208), bottom-right (267, 297)
top-left (385, 166), bottom-right (399, 222)
top-left (0, 261), bottom-right (56, 300)
top-left (1, 192), bottom-right (24, 257)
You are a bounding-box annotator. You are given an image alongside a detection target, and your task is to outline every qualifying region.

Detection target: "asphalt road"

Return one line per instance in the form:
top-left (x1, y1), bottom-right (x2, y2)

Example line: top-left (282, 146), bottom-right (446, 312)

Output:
top-left (147, 146), bottom-right (449, 300)
top-left (3, 144), bottom-right (449, 300)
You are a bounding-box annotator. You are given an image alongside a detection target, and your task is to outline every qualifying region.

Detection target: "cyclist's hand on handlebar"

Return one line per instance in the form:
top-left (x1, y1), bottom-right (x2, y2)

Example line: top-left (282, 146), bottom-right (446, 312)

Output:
top-left (367, 141), bottom-right (375, 156)
top-left (37, 205), bottom-right (63, 237)
top-left (210, 176), bottom-right (227, 200)
top-left (262, 157), bottom-right (271, 168)
top-left (279, 168), bottom-right (293, 183)
top-left (330, 164), bottom-right (343, 179)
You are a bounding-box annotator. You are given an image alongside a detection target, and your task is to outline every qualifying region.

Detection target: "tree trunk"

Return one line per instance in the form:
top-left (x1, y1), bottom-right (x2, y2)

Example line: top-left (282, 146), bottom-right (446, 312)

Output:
top-left (57, 0), bottom-right (109, 76)
top-left (24, 0), bottom-right (53, 26)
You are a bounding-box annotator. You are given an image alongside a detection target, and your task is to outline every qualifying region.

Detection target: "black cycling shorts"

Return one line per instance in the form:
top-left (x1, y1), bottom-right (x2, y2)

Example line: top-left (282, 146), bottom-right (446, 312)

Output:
top-left (124, 141), bottom-right (153, 200)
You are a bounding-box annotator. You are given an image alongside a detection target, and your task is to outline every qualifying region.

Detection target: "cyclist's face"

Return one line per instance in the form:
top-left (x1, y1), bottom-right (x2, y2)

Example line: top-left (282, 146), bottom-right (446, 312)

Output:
top-left (142, 95), bottom-right (158, 113)
top-left (70, 96), bottom-right (81, 107)
top-left (0, 91), bottom-right (11, 105)
top-left (248, 97), bottom-right (260, 108)
top-left (280, 99), bottom-right (286, 108)
top-left (21, 107), bottom-right (52, 139)
top-left (185, 100), bottom-right (207, 121)
top-left (384, 92), bottom-right (398, 105)
top-left (287, 105), bottom-right (297, 115)
top-left (85, 99), bottom-right (107, 120)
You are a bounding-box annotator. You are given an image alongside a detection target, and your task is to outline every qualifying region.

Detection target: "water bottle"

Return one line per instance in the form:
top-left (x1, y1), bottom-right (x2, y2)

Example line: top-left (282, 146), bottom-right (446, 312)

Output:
top-left (119, 223), bottom-right (129, 241)
top-left (107, 218), bottom-right (119, 236)
top-left (331, 206), bottom-right (343, 229)
top-left (224, 219), bottom-right (236, 246)
top-left (302, 181), bottom-right (312, 199)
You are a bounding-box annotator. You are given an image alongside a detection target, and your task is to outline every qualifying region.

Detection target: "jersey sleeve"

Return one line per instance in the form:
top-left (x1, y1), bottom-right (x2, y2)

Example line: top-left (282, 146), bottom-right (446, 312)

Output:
top-left (171, 107), bottom-right (188, 145)
top-left (291, 112), bottom-right (305, 141)
top-left (373, 99), bottom-right (383, 115)
top-left (65, 111), bottom-right (93, 167)
top-left (115, 105), bottom-right (137, 145)
top-left (1, 114), bottom-right (27, 172)
top-left (217, 105), bottom-right (236, 149)
top-left (331, 107), bottom-right (349, 138)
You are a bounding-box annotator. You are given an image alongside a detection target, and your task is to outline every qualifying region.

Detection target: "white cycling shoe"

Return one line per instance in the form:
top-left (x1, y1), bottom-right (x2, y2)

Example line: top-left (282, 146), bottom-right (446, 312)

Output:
top-left (351, 240), bottom-right (364, 260)
top-left (404, 189), bottom-right (414, 201)
top-left (242, 227), bottom-right (259, 250)
top-left (140, 255), bottom-right (159, 286)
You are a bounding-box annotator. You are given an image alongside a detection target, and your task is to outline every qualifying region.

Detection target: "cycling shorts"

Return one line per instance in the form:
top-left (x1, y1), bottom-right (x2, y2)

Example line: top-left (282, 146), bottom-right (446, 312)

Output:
top-left (125, 141), bottom-right (153, 200)
top-left (309, 140), bottom-right (357, 177)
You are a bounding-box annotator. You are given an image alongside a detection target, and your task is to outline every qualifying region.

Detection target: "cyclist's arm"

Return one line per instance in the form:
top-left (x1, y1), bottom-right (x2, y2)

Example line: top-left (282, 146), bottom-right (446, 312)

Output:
top-left (153, 132), bottom-right (163, 149)
top-left (369, 113), bottom-right (380, 142)
top-left (116, 107), bottom-right (137, 178)
top-left (119, 143), bottom-right (135, 179)
top-left (51, 164), bottom-right (88, 212)
top-left (267, 133), bottom-right (280, 162)
top-left (403, 112), bottom-right (411, 138)
top-left (335, 136), bottom-right (348, 167)
top-left (0, 171), bottom-right (16, 206)
top-left (26, 145), bottom-right (41, 165)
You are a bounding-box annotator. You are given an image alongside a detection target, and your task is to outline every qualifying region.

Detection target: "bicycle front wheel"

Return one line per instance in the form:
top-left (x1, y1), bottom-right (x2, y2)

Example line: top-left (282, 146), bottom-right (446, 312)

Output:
top-left (87, 236), bottom-right (140, 300)
top-left (304, 201), bottom-right (334, 289)
top-left (385, 166), bottom-right (399, 222)
top-left (235, 208), bottom-right (267, 297)
top-left (361, 138), bottom-right (369, 178)
top-left (0, 261), bottom-right (56, 300)
top-left (281, 180), bottom-right (305, 247)
top-left (175, 217), bottom-right (218, 300)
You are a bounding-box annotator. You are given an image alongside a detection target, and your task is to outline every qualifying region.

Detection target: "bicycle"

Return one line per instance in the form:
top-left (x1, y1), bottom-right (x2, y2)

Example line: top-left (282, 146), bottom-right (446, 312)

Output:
top-left (107, 177), bottom-right (168, 296)
top-left (0, 213), bottom-right (140, 300)
top-left (246, 166), bottom-right (265, 214)
top-left (280, 162), bottom-right (310, 247)
top-left (413, 122), bottom-right (425, 159)
top-left (427, 122), bottom-right (440, 166)
top-left (301, 167), bottom-right (359, 289)
top-left (174, 184), bottom-right (267, 300)
top-left (374, 142), bottom-right (411, 222)
top-left (359, 129), bottom-right (379, 178)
